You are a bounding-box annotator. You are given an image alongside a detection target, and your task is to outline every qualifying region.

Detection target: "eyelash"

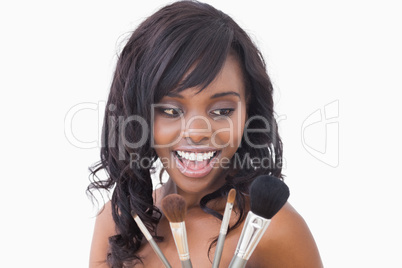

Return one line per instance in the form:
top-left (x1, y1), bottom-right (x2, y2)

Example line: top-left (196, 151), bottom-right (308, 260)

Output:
top-left (158, 107), bottom-right (183, 118)
top-left (210, 108), bottom-right (235, 117)
top-left (157, 108), bottom-right (235, 118)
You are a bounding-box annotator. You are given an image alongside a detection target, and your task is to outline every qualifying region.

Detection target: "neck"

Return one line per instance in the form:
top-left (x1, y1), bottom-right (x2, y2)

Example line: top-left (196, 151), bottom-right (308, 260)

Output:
top-left (161, 178), bottom-right (227, 211)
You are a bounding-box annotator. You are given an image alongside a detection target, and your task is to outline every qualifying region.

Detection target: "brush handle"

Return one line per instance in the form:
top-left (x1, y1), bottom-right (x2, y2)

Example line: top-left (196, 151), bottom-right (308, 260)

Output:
top-left (235, 212), bottom-right (271, 260)
top-left (149, 239), bottom-right (172, 268)
top-left (212, 233), bottom-right (226, 268)
top-left (229, 211), bottom-right (271, 268)
top-left (212, 199), bottom-right (235, 267)
top-left (133, 215), bottom-right (172, 268)
top-left (181, 259), bottom-right (193, 268)
top-left (228, 255), bottom-right (247, 268)
top-left (169, 222), bottom-right (191, 261)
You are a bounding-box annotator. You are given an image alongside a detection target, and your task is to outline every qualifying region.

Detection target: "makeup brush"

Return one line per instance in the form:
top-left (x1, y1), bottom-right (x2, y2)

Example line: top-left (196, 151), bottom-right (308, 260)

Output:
top-left (161, 194), bottom-right (193, 268)
top-left (131, 212), bottom-right (172, 268)
top-left (229, 175), bottom-right (290, 268)
top-left (212, 188), bottom-right (236, 268)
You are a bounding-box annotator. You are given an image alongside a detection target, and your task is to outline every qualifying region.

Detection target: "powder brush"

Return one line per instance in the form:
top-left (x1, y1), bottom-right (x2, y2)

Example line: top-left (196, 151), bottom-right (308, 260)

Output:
top-left (161, 194), bottom-right (193, 268)
top-left (229, 175), bottom-right (290, 268)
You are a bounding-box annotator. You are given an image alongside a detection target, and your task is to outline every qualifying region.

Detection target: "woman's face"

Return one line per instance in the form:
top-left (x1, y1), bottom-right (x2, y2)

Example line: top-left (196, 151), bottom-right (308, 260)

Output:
top-left (153, 55), bottom-right (247, 198)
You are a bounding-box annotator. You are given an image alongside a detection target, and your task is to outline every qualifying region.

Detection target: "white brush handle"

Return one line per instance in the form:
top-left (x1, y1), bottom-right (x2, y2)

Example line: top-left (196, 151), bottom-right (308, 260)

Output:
top-left (149, 239), bottom-right (172, 268)
top-left (170, 221), bottom-right (192, 266)
top-left (181, 258), bottom-right (193, 268)
top-left (133, 215), bottom-right (172, 268)
top-left (212, 200), bottom-right (234, 268)
top-left (229, 211), bottom-right (271, 267)
top-left (212, 233), bottom-right (226, 268)
top-left (229, 255), bottom-right (247, 268)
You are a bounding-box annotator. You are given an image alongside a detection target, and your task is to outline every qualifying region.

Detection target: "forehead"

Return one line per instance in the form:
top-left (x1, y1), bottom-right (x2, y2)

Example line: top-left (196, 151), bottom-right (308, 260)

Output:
top-left (175, 54), bottom-right (246, 99)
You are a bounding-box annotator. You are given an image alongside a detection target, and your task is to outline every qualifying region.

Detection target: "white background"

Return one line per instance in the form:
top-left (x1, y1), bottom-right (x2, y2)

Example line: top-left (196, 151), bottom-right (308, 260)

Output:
top-left (1, 0), bottom-right (401, 267)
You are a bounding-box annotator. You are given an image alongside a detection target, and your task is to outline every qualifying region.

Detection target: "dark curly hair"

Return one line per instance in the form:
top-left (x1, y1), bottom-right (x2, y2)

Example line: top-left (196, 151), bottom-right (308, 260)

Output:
top-left (87, 1), bottom-right (283, 267)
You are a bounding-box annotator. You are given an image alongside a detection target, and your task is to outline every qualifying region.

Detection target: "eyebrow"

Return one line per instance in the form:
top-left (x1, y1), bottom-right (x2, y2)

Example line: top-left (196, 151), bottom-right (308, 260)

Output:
top-left (166, 92), bottom-right (184, 98)
top-left (166, 91), bottom-right (241, 99)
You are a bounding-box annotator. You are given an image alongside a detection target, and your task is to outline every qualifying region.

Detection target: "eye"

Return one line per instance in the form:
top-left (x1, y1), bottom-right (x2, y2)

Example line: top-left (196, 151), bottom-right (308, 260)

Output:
top-left (158, 107), bottom-right (183, 117)
top-left (211, 108), bottom-right (234, 117)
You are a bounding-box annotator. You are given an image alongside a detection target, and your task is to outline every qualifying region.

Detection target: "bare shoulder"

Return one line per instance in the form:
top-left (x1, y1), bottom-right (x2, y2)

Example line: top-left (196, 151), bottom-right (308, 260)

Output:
top-left (251, 202), bottom-right (323, 268)
top-left (89, 201), bottom-right (116, 268)
top-left (88, 184), bottom-right (165, 268)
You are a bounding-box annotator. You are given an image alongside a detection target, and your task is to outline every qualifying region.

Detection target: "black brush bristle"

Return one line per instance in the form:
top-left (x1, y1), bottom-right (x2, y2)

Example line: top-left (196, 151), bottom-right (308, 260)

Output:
top-left (250, 175), bottom-right (290, 219)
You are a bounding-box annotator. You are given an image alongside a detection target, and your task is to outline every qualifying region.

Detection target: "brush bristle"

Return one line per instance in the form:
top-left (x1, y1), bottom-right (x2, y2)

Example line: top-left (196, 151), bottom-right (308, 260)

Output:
top-left (228, 188), bottom-right (236, 204)
top-left (250, 175), bottom-right (290, 219)
top-left (161, 194), bottom-right (187, 223)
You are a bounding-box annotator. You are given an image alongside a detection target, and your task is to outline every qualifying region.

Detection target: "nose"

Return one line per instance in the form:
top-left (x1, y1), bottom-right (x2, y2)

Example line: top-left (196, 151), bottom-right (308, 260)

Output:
top-left (183, 115), bottom-right (212, 144)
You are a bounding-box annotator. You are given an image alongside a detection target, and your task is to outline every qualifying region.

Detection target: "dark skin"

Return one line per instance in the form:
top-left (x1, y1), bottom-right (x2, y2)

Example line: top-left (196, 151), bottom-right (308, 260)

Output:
top-left (89, 55), bottom-right (323, 267)
top-left (90, 186), bottom-right (322, 267)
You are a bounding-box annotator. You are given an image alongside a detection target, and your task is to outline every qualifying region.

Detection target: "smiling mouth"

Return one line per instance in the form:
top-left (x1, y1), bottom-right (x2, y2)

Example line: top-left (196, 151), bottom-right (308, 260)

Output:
top-left (174, 150), bottom-right (218, 163)
top-left (172, 150), bottom-right (221, 177)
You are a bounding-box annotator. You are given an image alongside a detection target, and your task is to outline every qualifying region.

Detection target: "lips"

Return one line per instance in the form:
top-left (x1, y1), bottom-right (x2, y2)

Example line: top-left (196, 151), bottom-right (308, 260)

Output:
top-left (173, 149), bottom-right (220, 178)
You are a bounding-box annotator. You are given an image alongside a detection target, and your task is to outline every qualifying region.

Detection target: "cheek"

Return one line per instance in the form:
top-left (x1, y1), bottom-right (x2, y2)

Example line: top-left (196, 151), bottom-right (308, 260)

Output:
top-left (212, 108), bottom-right (247, 149)
top-left (232, 111), bottom-right (247, 147)
top-left (153, 117), bottom-right (182, 147)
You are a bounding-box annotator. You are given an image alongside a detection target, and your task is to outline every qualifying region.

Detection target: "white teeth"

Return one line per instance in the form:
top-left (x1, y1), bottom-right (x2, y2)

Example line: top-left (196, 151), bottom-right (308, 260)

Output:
top-left (176, 150), bottom-right (216, 161)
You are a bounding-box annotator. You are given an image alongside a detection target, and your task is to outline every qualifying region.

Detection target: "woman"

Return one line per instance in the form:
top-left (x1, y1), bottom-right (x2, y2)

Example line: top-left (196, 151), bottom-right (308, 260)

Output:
top-left (88, 1), bottom-right (323, 267)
